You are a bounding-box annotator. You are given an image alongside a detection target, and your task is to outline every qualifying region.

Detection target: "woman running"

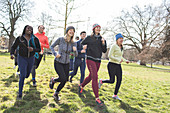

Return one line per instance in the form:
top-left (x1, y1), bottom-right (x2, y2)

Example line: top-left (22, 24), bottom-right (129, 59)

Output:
top-left (49, 26), bottom-right (78, 100)
top-left (98, 33), bottom-right (129, 100)
top-left (10, 25), bottom-right (41, 99)
top-left (79, 24), bottom-right (107, 106)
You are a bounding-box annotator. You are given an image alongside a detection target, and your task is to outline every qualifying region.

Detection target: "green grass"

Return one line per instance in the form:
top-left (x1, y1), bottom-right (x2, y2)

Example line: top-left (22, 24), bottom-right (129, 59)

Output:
top-left (0, 53), bottom-right (169, 113)
top-left (146, 64), bottom-right (170, 70)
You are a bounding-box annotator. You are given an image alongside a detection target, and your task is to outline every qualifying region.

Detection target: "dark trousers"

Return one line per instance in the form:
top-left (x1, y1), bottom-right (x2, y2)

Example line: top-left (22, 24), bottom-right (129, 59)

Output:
top-left (14, 55), bottom-right (18, 66)
top-left (18, 55), bottom-right (35, 95)
top-left (102, 62), bottom-right (122, 95)
top-left (31, 54), bottom-right (43, 80)
top-left (69, 59), bottom-right (74, 71)
top-left (14, 54), bottom-right (19, 72)
top-left (69, 58), bottom-right (86, 83)
top-left (53, 61), bottom-right (69, 92)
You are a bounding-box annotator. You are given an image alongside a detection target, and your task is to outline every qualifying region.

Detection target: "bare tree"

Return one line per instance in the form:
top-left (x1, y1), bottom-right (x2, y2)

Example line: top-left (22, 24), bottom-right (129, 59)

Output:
top-left (36, 12), bottom-right (56, 61)
top-left (0, 0), bottom-right (32, 52)
top-left (106, 5), bottom-right (168, 65)
top-left (37, 12), bottom-right (55, 36)
top-left (51, 0), bottom-right (86, 34)
top-left (161, 0), bottom-right (170, 60)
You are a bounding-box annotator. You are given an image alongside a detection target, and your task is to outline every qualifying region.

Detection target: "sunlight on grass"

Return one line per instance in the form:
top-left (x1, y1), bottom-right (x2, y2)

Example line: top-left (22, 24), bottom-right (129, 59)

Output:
top-left (0, 54), bottom-right (169, 113)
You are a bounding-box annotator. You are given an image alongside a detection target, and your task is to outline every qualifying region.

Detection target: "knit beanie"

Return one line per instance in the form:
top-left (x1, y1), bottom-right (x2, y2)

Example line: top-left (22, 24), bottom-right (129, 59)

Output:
top-left (116, 33), bottom-right (123, 40)
top-left (66, 26), bottom-right (75, 34)
top-left (92, 24), bottom-right (101, 30)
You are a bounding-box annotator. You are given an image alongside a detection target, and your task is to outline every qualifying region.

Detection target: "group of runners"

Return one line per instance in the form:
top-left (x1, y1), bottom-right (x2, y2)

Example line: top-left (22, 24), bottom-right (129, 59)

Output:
top-left (10, 24), bottom-right (129, 106)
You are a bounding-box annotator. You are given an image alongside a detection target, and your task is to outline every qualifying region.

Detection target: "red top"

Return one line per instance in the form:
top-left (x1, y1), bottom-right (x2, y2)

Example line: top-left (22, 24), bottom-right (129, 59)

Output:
top-left (34, 32), bottom-right (49, 53)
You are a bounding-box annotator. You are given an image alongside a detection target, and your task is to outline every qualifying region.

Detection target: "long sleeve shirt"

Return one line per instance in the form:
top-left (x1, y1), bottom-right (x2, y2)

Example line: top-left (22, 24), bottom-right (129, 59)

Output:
top-left (76, 39), bottom-right (86, 59)
top-left (50, 37), bottom-right (78, 64)
top-left (108, 44), bottom-right (127, 64)
top-left (10, 35), bottom-right (41, 58)
top-left (34, 32), bottom-right (49, 53)
top-left (81, 35), bottom-right (107, 62)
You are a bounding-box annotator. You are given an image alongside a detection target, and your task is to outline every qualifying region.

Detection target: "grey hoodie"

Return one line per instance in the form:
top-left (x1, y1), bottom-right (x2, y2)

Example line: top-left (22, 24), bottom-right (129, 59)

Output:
top-left (50, 37), bottom-right (78, 64)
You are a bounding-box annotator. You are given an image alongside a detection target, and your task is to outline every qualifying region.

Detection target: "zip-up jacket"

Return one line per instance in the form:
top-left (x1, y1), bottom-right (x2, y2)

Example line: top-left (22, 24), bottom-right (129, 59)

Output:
top-left (34, 32), bottom-right (49, 53)
top-left (76, 39), bottom-right (86, 59)
top-left (108, 44), bottom-right (127, 64)
top-left (10, 35), bottom-right (41, 58)
top-left (50, 37), bottom-right (78, 64)
top-left (81, 35), bottom-right (107, 62)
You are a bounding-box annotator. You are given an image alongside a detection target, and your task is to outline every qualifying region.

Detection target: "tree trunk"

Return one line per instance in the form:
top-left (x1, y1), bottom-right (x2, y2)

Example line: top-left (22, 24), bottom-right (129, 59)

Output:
top-left (151, 58), bottom-right (153, 68)
top-left (140, 60), bottom-right (146, 66)
top-left (8, 36), bottom-right (15, 52)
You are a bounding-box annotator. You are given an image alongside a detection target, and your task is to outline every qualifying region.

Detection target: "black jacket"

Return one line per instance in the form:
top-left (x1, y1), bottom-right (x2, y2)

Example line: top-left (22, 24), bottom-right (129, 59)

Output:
top-left (81, 35), bottom-right (107, 62)
top-left (76, 39), bottom-right (86, 59)
top-left (10, 35), bottom-right (41, 58)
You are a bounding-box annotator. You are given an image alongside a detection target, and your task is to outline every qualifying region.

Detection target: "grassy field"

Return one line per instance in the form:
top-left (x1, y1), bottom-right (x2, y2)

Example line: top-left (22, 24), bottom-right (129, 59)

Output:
top-left (0, 52), bottom-right (169, 113)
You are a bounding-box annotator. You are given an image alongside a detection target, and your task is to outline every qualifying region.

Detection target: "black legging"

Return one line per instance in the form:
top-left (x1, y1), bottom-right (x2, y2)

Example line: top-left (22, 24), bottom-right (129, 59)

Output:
top-left (31, 54), bottom-right (43, 79)
top-left (102, 62), bottom-right (122, 95)
top-left (53, 61), bottom-right (69, 93)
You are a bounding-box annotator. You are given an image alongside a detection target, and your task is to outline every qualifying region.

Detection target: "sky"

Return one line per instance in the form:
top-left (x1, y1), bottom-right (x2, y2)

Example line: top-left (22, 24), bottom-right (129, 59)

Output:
top-left (33, 0), bottom-right (164, 33)
top-left (17, 0), bottom-right (165, 43)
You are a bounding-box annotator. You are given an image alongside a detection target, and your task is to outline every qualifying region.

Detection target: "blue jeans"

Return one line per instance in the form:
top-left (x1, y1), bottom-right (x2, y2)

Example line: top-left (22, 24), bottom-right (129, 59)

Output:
top-left (69, 58), bottom-right (86, 83)
top-left (18, 55), bottom-right (35, 95)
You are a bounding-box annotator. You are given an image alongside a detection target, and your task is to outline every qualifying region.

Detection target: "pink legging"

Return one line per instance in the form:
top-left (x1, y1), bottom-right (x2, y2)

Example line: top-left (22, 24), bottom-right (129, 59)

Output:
top-left (81, 59), bottom-right (101, 98)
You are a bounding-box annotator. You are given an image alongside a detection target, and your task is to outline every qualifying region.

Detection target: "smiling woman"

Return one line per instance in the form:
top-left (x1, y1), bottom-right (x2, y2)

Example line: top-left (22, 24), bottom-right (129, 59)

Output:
top-left (49, 26), bottom-right (78, 101)
top-left (10, 25), bottom-right (41, 100)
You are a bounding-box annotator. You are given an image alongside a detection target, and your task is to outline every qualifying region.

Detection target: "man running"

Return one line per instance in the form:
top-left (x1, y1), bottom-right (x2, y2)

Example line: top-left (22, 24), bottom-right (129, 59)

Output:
top-left (69, 31), bottom-right (87, 84)
top-left (31, 25), bottom-right (49, 86)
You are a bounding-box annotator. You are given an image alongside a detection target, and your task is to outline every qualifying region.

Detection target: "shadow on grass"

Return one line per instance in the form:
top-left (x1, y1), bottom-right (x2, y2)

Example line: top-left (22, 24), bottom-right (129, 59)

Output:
top-left (53, 102), bottom-right (74, 113)
top-left (70, 83), bottom-right (110, 113)
top-left (120, 101), bottom-right (145, 113)
top-left (50, 82), bottom-right (78, 113)
top-left (3, 83), bottom-right (48, 113)
top-left (2, 73), bottom-right (18, 87)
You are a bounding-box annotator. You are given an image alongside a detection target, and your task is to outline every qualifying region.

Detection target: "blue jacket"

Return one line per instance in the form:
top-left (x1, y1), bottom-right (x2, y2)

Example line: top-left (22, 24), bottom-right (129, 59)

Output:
top-left (76, 39), bottom-right (86, 59)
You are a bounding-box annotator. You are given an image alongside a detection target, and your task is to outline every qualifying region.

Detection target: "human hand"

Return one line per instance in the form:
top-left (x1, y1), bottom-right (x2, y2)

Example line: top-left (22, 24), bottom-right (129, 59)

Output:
top-left (83, 45), bottom-right (87, 50)
top-left (81, 49), bottom-right (86, 53)
top-left (56, 54), bottom-right (61, 58)
top-left (28, 47), bottom-right (33, 52)
top-left (73, 46), bottom-right (77, 51)
top-left (10, 55), bottom-right (14, 60)
top-left (120, 59), bottom-right (123, 64)
top-left (126, 60), bottom-right (130, 64)
top-left (101, 37), bottom-right (105, 44)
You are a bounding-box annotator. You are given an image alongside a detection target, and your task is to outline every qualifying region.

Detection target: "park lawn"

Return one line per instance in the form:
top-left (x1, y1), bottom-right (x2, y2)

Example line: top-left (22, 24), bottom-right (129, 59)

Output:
top-left (0, 53), bottom-right (169, 113)
top-left (146, 64), bottom-right (170, 70)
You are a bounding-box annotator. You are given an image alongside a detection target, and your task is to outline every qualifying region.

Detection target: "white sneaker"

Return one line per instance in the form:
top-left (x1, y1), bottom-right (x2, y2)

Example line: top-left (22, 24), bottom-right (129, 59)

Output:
top-left (33, 81), bottom-right (37, 87)
top-left (53, 93), bottom-right (60, 101)
top-left (112, 95), bottom-right (121, 100)
top-left (16, 72), bottom-right (20, 75)
top-left (13, 65), bottom-right (16, 69)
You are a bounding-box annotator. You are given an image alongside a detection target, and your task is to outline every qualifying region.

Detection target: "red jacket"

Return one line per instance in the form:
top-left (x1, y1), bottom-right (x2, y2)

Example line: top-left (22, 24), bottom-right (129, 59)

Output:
top-left (34, 32), bottom-right (49, 53)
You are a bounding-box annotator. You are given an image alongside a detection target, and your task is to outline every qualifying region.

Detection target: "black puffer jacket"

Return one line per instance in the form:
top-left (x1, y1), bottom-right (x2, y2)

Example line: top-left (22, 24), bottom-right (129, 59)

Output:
top-left (10, 35), bottom-right (41, 58)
